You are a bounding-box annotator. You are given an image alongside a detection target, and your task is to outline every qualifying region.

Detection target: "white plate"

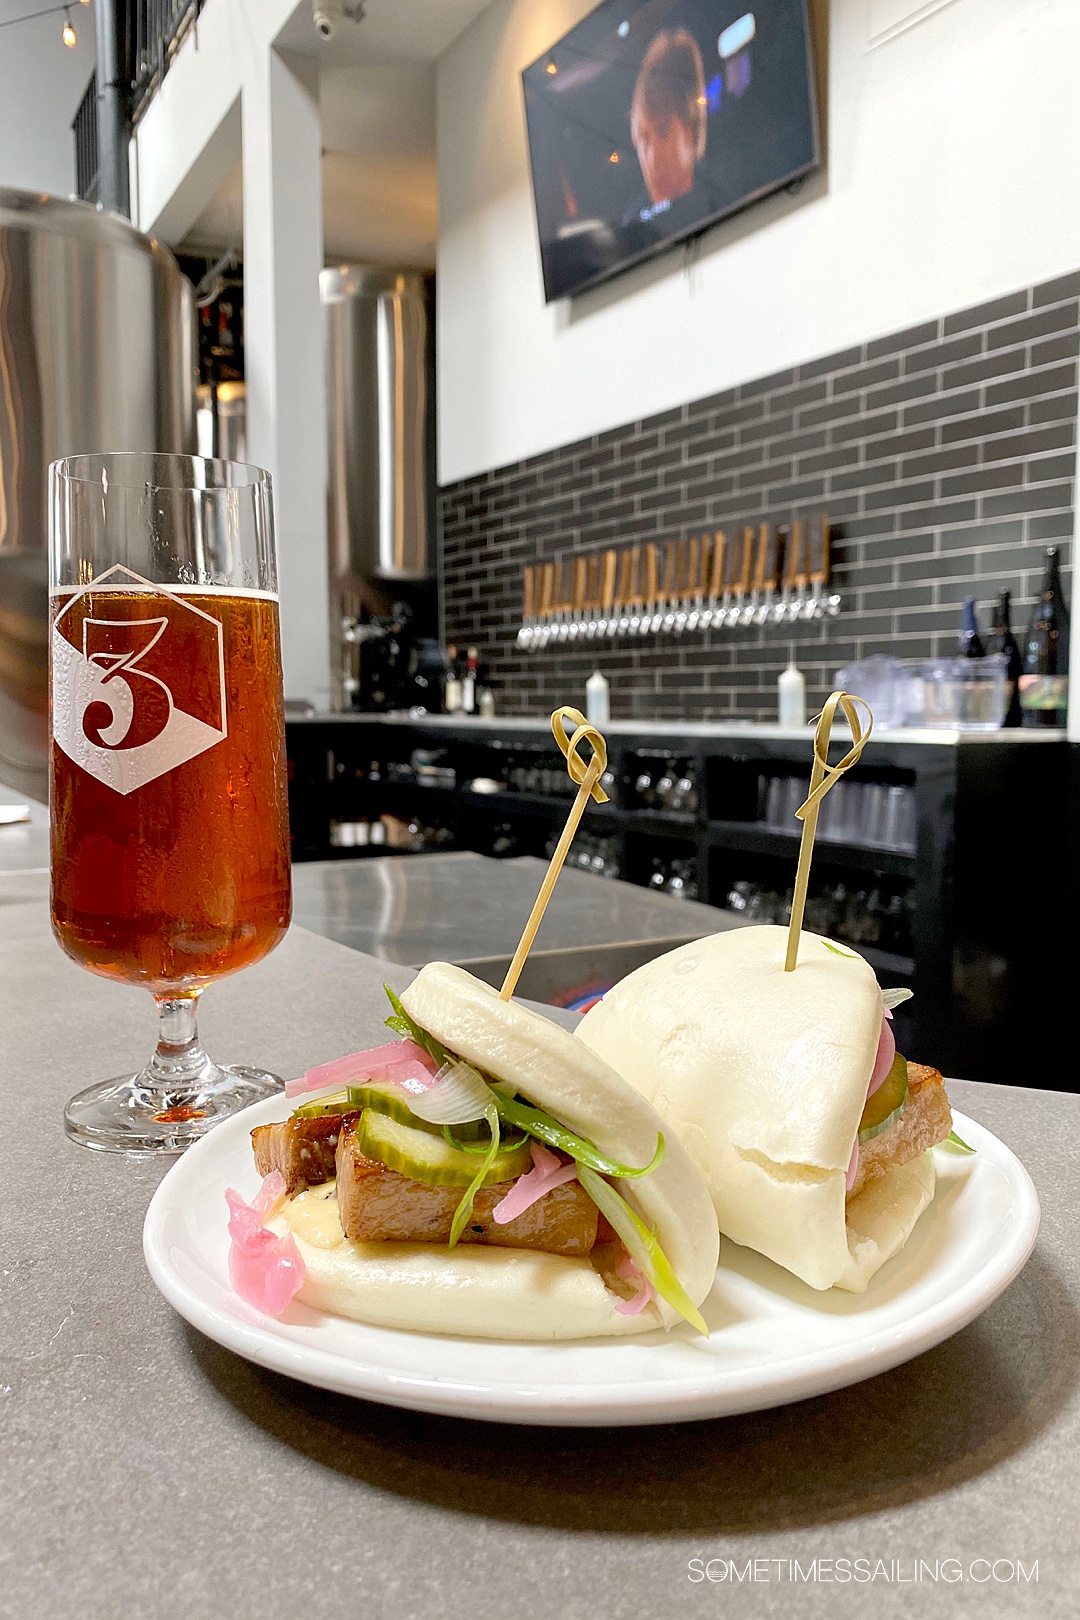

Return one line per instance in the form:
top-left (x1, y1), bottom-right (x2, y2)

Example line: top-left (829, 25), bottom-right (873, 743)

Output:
top-left (143, 1100), bottom-right (1038, 1427)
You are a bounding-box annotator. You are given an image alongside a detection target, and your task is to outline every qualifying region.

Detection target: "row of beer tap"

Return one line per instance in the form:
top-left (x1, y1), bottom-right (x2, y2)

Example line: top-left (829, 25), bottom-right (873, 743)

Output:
top-left (516, 514), bottom-right (838, 651)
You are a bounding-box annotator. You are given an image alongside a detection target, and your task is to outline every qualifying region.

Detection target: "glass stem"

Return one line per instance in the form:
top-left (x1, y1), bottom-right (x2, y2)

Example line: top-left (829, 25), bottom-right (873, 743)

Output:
top-left (146, 992), bottom-right (215, 1093)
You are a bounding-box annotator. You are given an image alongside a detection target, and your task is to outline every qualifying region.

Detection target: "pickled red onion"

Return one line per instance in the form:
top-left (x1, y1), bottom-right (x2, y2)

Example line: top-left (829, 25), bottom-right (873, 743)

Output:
top-left (845, 1138), bottom-right (860, 1192)
top-left (491, 1141), bottom-right (578, 1224)
top-left (225, 1175), bottom-right (305, 1316)
top-left (253, 1168), bottom-right (287, 1218)
top-left (284, 1039), bottom-right (439, 1098)
top-left (866, 1014), bottom-right (896, 1098)
top-left (614, 1251), bottom-right (657, 1316)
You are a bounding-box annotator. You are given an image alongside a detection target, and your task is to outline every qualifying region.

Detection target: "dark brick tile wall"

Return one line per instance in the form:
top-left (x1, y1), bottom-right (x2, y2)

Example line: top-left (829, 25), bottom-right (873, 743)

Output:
top-left (439, 274), bottom-right (1079, 722)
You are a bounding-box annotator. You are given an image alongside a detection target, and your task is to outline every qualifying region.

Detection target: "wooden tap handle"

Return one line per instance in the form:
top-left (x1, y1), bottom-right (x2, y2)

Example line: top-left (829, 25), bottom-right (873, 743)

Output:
top-left (710, 531), bottom-right (726, 595)
top-left (687, 536), bottom-right (701, 601)
top-left (791, 522), bottom-right (808, 589)
top-left (627, 543), bottom-right (642, 604)
top-left (645, 543), bottom-right (659, 600)
top-left (761, 523), bottom-right (780, 590)
top-left (661, 540), bottom-right (677, 601)
top-left (786, 524), bottom-right (803, 589)
top-left (571, 556), bottom-right (587, 611)
top-left (522, 566), bottom-right (535, 621)
top-left (601, 548), bottom-right (618, 609)
top-left (674, 537), bottom-right (688, 600)
top-left (753, 524), bottom-right (769, 591)
top-left (585, 553), bottom-right (600, 610)
top-left (540, 562), bottom-right (555, 616)
top-left (737, 527), bottom-right (755, 593)
top-left (807, 513), bottom-right (830, 584)
top-left (615, 548), bottom-right (633, 607)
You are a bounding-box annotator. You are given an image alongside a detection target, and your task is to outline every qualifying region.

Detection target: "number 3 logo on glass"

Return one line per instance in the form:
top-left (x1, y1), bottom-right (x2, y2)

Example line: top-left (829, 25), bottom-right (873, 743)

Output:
top-left (51, 564), bottom-right (229, 795)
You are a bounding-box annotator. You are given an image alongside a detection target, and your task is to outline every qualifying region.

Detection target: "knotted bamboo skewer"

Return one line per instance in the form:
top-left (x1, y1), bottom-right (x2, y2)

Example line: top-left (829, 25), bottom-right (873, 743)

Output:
top-left (500, 707), bottom-right (609, 1000)
top-left (785, 690), bottom-right (873, 972)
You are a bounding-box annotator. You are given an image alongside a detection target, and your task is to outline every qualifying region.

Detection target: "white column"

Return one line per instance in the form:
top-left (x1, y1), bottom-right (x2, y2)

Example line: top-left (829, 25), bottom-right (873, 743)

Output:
top-left (242, 45), bottom-right (330, 706)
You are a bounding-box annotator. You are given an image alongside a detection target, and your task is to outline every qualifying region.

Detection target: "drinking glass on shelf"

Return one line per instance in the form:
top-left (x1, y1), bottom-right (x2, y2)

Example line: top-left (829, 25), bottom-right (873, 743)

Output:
top-left (49, 453), bottom-right (292, 1153)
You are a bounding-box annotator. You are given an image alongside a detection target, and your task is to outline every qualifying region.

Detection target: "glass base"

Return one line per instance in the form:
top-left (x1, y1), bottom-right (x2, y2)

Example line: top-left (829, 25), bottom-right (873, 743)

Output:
top-left (64, 1062), bottom-right (282, 1154)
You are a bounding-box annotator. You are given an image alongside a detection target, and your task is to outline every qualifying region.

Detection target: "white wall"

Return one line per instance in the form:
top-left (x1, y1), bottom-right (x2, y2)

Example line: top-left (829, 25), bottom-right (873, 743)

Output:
top-left (437, 0), bottom-right (1080, 484)
top-left (0, 4), bottom-right (95, 196)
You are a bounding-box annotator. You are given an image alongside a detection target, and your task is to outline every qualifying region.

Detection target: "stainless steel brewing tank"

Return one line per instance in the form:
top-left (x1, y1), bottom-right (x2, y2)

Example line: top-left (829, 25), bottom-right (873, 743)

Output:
top-left (321, 265), bottom-right (431, 590)
top-left (0, 189), bottom-right (196, 799)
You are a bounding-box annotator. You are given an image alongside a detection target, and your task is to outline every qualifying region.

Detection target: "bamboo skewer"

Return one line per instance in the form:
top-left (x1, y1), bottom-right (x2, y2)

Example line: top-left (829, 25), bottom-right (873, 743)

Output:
top-left (784, 691), bottom-right (873, 972)
top-left (500, 707), bottom-right (609, 1001)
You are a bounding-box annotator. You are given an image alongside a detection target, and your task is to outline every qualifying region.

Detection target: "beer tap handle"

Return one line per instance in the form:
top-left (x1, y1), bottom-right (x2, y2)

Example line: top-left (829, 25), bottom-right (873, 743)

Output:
top-left (736, 526), bottom-right (754, 610)
top-left (628, 543), bottom-right (642, 604)
top-left (520, 565), bottom-right (534, 649)
top-left (540, 561), bottom-right (555, 646)
top-left (710, 529), bottom-right (726, 597)
top-left (599, 547), bottom-right (617, 635)
top-left (570, 555), bottom-right (587, 639)
top-left (644, 542), bottom-right (659, 626)
top-left (788, 521), bottom-right (806, 621)
top-left (612, 548), bottom-right (632, 637)
top-left (687, 534), bottom-right (701, 597)
top-left (586, 553), bottom-right (600, 609)
top-left (805, 512), bottom-right (831, 618)
top-left (757, 523), bottom-right (780, 623)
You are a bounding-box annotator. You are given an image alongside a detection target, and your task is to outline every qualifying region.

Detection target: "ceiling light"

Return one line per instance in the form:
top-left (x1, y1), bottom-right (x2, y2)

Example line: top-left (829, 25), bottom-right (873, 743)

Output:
top-left (62, 11), bottom-right (76, 46)
top-left (545, 61), bottom-right (557, 75)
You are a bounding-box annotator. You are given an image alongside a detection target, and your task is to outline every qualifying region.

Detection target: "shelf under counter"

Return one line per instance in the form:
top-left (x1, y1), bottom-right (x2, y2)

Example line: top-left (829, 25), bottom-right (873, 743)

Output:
top-left (708, 819), bottom-right (917, 878)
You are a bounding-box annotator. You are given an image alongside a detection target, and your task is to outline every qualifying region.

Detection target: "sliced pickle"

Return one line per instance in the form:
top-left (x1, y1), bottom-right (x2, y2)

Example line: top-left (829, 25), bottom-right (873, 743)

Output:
top-left (356, 1108), bottom-right (532, 1188)
top-left (294, 1089), bottom-right (354, 1119)
top-left (858, 1051), bottom-right (909, 1144)
top-left (347, 1079), bottom-right (483, 1140)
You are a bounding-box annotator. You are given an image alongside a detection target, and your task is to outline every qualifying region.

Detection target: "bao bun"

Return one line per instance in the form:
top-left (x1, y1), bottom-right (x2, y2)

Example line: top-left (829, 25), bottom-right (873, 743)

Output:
top-left (272, 963), bottom-right (720, 1339)
top-left (576, 926), bottom-right (936, 1292)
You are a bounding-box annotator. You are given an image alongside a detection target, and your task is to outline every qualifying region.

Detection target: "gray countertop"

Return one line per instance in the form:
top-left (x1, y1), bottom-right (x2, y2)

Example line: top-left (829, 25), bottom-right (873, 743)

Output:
top-left (288, 711), bottom-right (1069, 746)
top-left (291, 852), bottom-right (736, 993)
top-left (2, 893), bottom-right (1078, 1618)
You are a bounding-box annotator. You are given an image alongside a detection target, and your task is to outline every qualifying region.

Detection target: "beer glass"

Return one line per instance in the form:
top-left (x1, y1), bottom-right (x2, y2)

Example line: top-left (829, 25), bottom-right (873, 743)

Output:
top-left (49, 454), bottom-right (292, 1152)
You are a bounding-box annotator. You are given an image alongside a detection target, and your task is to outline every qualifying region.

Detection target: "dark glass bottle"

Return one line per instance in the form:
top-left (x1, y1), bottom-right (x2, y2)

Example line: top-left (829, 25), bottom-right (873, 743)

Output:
top-left (957, 595), bottom-right (986, 658)
top-left (985, 589), bottom-right (1023, 727)
top-left (1020, 547), bottom-right (1070, 729)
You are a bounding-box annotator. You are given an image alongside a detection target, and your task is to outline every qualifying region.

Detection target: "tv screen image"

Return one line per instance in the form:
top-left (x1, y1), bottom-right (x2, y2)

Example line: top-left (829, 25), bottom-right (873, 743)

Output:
top-left (522, 1), bottom-right (819, 302)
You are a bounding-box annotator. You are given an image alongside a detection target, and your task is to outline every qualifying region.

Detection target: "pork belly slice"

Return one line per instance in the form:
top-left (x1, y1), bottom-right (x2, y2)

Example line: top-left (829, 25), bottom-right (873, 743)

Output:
top-left (334, 1123), bottom-right (599, 1256)
top-left (252, 1112), bottom-right (359, 1195)
top-left (848, 1062), bottom-right (952, 1201)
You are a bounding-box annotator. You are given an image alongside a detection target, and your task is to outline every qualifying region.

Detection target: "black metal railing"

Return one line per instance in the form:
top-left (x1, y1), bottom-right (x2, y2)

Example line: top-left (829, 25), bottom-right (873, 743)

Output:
top-left (132, 0), bottom-right (205, 123)
top-left (73, 73), bottom-right (100, 202)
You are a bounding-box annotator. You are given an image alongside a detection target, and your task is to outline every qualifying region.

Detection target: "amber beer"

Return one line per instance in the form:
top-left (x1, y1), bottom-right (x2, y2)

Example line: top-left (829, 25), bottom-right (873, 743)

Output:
top-left (50, 586), bottom-right (291, 992)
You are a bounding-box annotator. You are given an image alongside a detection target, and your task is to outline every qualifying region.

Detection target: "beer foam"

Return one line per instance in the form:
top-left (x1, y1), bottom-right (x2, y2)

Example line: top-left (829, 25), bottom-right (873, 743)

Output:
top-left (50, 583), bottom-right (278, 601)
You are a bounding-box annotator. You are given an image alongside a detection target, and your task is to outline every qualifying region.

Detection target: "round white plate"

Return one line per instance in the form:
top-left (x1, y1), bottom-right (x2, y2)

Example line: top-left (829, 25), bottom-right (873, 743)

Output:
top-left (143, 1099), bottom-right (1038, 1427)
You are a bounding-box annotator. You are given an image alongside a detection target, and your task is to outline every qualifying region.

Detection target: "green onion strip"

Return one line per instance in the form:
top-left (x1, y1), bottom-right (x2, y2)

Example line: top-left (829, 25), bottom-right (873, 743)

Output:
top-left (577, 1166), bottom-right (707, 1335)
top-left (448, 1103), bottom-right (501, 1247)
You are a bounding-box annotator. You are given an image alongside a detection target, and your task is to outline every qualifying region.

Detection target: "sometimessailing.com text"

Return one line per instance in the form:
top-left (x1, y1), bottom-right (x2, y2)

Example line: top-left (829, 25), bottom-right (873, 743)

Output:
top-left (687, 1557), bottom-right (1039, 1586)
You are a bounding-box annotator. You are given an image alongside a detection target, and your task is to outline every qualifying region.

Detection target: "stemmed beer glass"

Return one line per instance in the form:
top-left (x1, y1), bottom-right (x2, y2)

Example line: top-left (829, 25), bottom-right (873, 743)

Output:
top-left (49, 454), bottom-right (292, 1152)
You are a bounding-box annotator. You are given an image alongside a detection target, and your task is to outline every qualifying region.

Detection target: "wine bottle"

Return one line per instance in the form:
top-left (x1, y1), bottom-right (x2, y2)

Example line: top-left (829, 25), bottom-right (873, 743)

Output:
top-left (461, 646), bottom-right (478, 715)
top-left (443, 644), bottom-right (462, 714)
top-left (985, 589), bottom-right (1023, 727)
top-left (957, 596), bottom-right (986, 658)
top-left (1020, 547), bottom-right (1070, 729)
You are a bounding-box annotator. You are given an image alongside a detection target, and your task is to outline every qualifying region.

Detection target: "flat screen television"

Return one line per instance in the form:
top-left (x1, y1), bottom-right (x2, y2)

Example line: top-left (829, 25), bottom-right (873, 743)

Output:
top-left (522, 1), bottom-right (819, 302)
